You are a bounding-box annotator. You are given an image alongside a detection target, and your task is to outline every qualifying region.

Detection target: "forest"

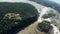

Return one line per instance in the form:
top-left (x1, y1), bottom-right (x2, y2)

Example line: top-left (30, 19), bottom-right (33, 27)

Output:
top-left (0, 3), bottom-right (38, 34)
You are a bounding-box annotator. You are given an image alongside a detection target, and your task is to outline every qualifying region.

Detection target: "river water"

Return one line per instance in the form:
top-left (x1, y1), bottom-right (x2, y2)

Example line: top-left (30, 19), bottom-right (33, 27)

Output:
top-left (17, 1), bottom-right (60, 34)
top-left (0, 0), bottom-right (60, 34)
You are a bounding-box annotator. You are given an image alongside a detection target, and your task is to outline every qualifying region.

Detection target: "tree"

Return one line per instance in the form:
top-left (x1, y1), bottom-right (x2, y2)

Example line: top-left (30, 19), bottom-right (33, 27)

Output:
top-left (38, 21), bottom-right (53, 33)
top-left (0, 3), bottom-right (38, 34)
top-left (42, 12), bottom-right (56, 19)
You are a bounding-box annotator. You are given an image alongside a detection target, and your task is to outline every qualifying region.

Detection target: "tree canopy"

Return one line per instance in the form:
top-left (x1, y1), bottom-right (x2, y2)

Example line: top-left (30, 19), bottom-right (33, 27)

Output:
top-left (0, 3), bottom-right (38, 34)
top-left (38, 21), bottom-right (53, 33)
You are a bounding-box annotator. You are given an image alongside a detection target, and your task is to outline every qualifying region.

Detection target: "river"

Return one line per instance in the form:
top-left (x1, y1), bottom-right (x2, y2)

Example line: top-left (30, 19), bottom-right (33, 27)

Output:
top-left (0, 0), bottom-right (60, 34)
top-left (17, 0), bottom-right (60, 34)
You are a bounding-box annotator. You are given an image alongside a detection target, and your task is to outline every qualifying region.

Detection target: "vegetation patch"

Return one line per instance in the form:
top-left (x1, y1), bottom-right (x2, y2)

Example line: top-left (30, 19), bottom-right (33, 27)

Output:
top-left (0, 3), bottom-right (38, 34)
top-left (37, 21), bottom-right (53, 34)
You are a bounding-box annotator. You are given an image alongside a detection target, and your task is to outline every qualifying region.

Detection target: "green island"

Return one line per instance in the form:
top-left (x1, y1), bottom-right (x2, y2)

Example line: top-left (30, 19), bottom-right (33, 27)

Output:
top-left (0, 3), bottom-right (38, 34)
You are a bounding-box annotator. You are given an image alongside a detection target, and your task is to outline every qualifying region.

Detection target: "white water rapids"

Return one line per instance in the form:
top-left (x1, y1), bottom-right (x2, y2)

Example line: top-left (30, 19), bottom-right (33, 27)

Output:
top-left (0, 0), bottom-right (60, 34)
top-left (16, 1), bottom-right (60, 34)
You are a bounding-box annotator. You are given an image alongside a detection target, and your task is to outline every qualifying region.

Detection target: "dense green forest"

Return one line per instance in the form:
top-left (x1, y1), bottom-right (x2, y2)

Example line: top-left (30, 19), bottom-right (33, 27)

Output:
top-left (37, 21), bottom-right (53, 34)
top-left (0, 3), bottom-right (38, 34)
